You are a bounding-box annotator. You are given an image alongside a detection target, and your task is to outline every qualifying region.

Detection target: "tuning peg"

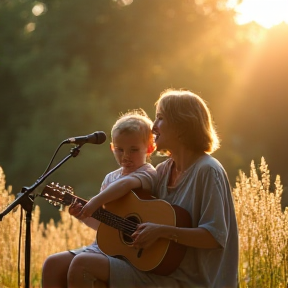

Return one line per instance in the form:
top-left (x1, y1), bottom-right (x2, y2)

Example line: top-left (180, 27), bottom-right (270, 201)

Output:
top-left (63, 185), bottom-right (74, 194)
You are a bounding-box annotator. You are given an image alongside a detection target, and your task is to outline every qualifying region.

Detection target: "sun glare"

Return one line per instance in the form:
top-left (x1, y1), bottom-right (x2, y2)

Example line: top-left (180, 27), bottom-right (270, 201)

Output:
top-left (228, 0), bottom-right (288, 28)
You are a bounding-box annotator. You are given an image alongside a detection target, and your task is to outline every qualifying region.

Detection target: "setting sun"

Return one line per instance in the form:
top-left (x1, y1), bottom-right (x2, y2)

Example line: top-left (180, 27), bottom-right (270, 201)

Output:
top-left (228, 0), bottom-right (288, 28)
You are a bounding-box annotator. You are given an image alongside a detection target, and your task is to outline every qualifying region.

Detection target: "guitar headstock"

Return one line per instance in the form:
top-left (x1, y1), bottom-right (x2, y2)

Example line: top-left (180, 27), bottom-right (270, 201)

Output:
top-left (40, 182), bottom-right (75, 209)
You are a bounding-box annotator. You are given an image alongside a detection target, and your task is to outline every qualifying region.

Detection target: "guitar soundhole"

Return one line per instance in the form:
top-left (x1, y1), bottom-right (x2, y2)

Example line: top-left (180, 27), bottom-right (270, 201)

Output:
top-left (121, 214), bottom-right (141, 245)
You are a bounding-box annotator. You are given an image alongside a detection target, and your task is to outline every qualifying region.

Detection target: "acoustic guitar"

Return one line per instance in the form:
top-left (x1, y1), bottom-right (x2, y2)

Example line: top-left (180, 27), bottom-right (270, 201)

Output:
top-left (40, 183), bottom-right (192, 275)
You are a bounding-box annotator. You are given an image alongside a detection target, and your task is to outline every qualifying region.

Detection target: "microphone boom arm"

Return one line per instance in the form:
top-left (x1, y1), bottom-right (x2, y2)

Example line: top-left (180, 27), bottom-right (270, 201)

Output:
top-left (0, 145), bottom-right (81, 220)
top-left (0, 144), bottom-right (82, 288)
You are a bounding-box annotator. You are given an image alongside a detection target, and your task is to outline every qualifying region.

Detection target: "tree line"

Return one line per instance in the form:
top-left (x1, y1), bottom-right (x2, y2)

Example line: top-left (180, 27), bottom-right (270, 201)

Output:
top-left (1, 0), bottom-right (288, 222)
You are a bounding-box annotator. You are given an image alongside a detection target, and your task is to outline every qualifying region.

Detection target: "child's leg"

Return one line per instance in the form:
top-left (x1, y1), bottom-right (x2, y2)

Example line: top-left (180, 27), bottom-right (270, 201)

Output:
top-left (42, 251), bottom-right (74, 288)
top-left (67, 252), bottom-right (109, 288)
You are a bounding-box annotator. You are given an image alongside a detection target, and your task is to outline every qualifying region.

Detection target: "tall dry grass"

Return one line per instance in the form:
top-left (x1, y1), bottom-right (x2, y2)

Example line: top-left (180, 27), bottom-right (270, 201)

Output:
top-left (233, 157), bottom-right (288, 287)
top-left (0, 166), bottom-right (95, 288)
top-left (1, 158), bottom-right (288, 287)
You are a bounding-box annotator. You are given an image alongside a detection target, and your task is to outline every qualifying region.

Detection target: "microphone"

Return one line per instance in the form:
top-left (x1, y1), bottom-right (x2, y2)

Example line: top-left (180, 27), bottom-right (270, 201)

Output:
top-left (64, 131), bottom-right (106, 145)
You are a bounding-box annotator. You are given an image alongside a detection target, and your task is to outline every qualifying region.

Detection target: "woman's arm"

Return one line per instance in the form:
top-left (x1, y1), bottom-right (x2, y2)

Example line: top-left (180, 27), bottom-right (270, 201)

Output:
top-left (132, 223), bottom-right (221, 250)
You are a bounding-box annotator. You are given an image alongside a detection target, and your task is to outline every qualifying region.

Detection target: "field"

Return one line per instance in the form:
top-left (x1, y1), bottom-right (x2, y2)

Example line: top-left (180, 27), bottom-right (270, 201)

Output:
top-left (1, 158), bottom-right (288, 287)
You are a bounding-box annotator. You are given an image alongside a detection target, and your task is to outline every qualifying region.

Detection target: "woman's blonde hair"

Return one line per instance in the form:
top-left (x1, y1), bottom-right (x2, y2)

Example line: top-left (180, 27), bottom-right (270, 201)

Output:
top-left (111, 108), bottom-right (156, 155)
top-left (155, 88), bottom-right (220, 154)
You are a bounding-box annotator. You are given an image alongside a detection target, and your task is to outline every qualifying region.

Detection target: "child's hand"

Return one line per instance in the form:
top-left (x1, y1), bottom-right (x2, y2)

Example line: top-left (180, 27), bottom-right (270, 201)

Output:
top-left (80, 196), bottom-right (101, 219)
top-left (68, 202), bottom-right (83, 219)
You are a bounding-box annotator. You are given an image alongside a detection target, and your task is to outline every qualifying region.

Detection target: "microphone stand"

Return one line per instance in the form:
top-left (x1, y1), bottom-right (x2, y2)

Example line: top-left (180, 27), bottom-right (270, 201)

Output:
top-left (0, 145), bottom-right (82, 288)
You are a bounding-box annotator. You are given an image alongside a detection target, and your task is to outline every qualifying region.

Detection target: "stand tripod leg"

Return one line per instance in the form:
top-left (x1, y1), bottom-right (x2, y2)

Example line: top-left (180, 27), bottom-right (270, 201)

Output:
top-left (25, 209), bottom-right (32, 288)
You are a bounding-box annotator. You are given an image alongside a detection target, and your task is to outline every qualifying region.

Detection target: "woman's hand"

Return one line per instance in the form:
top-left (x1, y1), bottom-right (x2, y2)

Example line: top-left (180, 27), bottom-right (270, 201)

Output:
top-left (132, 223), bottom-right (163, 250)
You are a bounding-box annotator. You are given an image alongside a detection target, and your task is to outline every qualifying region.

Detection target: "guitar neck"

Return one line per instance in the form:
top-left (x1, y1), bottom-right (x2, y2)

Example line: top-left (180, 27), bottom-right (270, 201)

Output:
top-left (72, 195), bottom-right (137, 236)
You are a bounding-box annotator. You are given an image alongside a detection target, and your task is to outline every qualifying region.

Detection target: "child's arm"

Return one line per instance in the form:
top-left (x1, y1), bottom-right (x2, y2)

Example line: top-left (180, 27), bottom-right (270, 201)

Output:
top-left (79, 176), bottom-right (142, 218)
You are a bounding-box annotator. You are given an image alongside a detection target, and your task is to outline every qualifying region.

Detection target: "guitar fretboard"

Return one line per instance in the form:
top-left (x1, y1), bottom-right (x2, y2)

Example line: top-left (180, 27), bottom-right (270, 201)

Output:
top-left (74, 196), bottom-right (138, 236)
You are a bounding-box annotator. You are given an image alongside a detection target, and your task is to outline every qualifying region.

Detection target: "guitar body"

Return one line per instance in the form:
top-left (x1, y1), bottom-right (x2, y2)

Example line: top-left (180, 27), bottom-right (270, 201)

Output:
top-left (96, 189), bottom-right (192, 275)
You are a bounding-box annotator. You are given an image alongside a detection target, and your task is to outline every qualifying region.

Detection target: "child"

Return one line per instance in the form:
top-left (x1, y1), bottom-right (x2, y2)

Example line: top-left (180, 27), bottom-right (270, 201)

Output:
top-left (42, 108), bottom-right (157, 288)
top-left (77, 108), bottom-right (156, 221)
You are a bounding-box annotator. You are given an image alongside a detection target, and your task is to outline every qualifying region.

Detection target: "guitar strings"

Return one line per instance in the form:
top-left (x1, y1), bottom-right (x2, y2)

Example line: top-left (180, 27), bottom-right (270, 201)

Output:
top-left (102, 213), bottom-right (137, 235)
top-left (93, 208), bottom-right (138, 235)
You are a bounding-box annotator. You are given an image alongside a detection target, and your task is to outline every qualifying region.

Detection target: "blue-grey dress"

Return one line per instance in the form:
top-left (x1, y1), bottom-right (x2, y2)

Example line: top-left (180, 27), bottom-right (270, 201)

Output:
top-left (107, 155), bottom-right (238, 288)
top-left (73, 156), bottom-right (238, 288)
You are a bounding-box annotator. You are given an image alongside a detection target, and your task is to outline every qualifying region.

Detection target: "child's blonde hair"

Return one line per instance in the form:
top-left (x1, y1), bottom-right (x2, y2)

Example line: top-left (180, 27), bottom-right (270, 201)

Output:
top-left (111, 108), bottom-right (156, 155)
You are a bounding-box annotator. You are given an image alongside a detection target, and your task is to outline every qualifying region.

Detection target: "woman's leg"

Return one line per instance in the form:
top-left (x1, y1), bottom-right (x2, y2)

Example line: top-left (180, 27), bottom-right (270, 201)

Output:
top-left (42, 251), bottom-right (75, 288)
top-left (67, 253), bottom-right (109, 288)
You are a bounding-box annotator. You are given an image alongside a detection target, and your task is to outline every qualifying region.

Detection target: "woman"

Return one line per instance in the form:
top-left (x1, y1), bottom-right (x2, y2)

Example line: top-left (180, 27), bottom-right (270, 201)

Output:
top-left (44, 88), bottom-right (238, 288)
top-left (132, 88), bottom-right (239, 287)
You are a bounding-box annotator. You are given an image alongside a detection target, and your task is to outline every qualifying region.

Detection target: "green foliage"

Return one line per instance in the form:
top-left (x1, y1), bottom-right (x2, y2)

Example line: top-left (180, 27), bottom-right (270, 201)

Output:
top-left (215, 23), bottom-right (288, 186)
top-left (0, 0), bottom-right (242, 224)
top-left (5, 1), bottom-right (288, 222)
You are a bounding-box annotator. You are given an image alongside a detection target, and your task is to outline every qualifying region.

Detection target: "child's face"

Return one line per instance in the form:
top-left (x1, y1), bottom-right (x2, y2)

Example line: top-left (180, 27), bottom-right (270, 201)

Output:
top-left (111, 130), bottom-right (148, 175)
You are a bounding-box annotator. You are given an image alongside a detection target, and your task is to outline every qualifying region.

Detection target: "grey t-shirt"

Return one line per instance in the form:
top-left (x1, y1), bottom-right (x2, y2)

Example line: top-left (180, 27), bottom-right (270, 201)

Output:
top-left (153, 154), bottom-right (239, 288)
top-left (101, 163), bottom-right (157, 192)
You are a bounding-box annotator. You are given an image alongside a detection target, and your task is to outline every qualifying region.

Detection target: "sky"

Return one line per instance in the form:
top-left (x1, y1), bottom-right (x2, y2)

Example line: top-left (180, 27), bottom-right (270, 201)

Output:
top-left (227, 0), bottom-right (288, 28)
